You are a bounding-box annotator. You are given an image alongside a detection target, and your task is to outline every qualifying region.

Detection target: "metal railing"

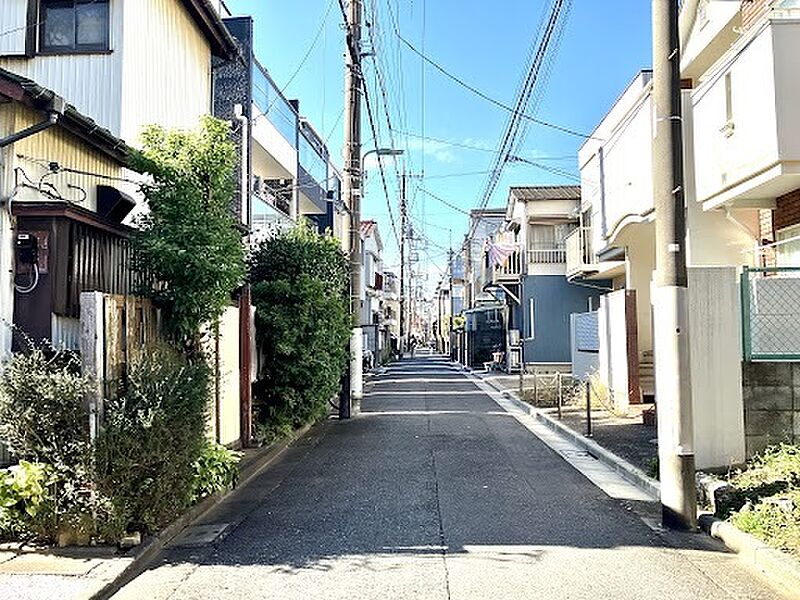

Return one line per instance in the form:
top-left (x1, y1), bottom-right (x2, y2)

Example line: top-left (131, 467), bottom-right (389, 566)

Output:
top-left (528, 241), bottom-right (566, 264)
top-left (741, 266), bottom-right (800, 361)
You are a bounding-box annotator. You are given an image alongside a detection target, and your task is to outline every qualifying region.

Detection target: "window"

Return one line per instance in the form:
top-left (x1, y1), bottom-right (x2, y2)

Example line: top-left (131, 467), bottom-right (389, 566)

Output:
top-left (40, 0), bottom-right (110, 54)
top-left (776, 224), bottom-right (800, 267)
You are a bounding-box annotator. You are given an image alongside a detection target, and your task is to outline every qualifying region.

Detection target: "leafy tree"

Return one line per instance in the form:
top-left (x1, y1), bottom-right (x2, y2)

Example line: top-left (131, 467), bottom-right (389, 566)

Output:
top-left (249, 224), bottom-right (350, 442)
top-left (130, 116), bottom-right (245, 348)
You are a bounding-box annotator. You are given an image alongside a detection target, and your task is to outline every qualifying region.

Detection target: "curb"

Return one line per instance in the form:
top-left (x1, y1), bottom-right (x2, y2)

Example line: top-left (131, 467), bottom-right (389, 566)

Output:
top-left (90, 422), bottom-right (315, 600)
top-left (469, 369), bottom-right (660, 500)
top-left (465, 365), bottom-right (800, 597)
top-left (700, 514), bottom-right (800, 597)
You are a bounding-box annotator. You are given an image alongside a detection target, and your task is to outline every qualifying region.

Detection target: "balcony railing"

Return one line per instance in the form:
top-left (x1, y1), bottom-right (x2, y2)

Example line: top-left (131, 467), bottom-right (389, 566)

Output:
top-left (528, 241), bottom-right (566, 264)
top-left (482, 248), bottom-right (525, 287)
top-left (566, 227), bottom-right (594, 276)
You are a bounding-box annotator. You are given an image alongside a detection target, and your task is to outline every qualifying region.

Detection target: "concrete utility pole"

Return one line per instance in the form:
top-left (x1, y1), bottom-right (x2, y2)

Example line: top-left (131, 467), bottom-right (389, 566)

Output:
top-left (651, 0), bottom-right (697, 530)
top-left (343, 0), bottom-right (363, 419)
top-left (399, 169), bottom-right (407, 353)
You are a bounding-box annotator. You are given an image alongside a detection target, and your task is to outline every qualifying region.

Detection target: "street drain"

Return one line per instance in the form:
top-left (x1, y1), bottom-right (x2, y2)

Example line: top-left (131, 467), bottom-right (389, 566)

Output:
top-left (172, 523), bottom-right (229, 547)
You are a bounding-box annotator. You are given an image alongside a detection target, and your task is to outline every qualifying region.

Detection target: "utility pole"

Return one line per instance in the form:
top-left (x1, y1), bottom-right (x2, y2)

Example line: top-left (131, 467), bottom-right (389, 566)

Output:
top-left (343, 0), bottom-right (363, 419)
top-left (652, 0), bottom-right (696, 530)
top-left (399, 169), bottom-right (407, 354)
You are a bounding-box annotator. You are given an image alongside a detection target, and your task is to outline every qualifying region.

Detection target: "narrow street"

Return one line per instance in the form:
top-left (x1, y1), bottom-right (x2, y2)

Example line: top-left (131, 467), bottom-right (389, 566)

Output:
top-left (114, 357), bottom-right (789, 600)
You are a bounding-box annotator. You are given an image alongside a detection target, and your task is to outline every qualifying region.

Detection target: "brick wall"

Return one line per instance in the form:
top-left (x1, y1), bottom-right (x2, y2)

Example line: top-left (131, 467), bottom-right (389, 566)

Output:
top-left (774, 188), bottom-right (800, 232)
top-left (758, 209), bottom-right (776, 267)
top-left (741, 0), bottom-right (775, 29)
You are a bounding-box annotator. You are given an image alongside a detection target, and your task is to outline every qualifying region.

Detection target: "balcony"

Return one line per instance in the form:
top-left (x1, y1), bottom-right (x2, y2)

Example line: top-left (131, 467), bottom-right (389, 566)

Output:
top-left (692, 15), bottom-right (800, 210)
top-left (566, 227), bottom-right (594, 278)
top-left (528, 241), bottom-right (566, 265)
top-left (481, 248), bottom-right (525, 290)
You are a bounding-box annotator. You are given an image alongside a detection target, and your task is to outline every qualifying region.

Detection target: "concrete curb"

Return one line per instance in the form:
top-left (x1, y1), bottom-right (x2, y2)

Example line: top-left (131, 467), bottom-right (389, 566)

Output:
top-left (90, 422), bottom-right (315, 600)
top-left (700, 514), bottom-right (800, 596)
top-left (468, 368), bottom-right (661, 500)
top-left (464, 364), bottom-right (800, 596)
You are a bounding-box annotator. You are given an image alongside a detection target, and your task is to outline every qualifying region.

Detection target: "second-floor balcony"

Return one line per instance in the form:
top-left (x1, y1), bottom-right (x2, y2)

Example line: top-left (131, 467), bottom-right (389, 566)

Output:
top-left (528, 241), bottom-right (566, 265)
top-left (566, 227), bottom-right (593, 278)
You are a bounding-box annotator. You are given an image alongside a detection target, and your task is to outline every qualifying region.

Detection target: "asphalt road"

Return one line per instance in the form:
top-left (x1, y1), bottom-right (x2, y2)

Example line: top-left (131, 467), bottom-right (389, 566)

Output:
top-left (113, 357), bottom-right (793, 600)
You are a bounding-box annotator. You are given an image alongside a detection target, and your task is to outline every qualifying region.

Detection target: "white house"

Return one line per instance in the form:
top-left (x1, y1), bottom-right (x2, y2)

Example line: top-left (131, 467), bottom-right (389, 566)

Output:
top-left (360, 220), bottom-right (384, 363)
top-left (570, 0), bottom-right (800, 467)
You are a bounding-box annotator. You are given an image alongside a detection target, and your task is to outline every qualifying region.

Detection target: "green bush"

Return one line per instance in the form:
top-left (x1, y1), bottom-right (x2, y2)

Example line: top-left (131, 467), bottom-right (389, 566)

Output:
top-left (0, 347), bottom-right (113, 542)
top-left (95, 348), bottom-right (210, 533)
top-left (727, 444), bottom-right (800, 555)
top-left (191, 442), bottom-right (242, 503)
top-left (731, 490), bottom-right (800, 556)
top-left (0, 461), bottom-right (50, 538)
top-left (0, 347), bottom-right (91, 467)
top-left (250, 225), bottom-right (350, 443)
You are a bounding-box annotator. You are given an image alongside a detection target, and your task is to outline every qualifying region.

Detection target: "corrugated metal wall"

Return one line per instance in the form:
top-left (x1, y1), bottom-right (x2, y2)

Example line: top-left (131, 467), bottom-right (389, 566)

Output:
top-left (0, 0), bottom-right (28, 56)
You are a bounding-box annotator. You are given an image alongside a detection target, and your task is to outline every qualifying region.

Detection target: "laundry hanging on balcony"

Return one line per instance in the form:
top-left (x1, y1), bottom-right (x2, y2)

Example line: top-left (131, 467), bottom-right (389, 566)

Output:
top-left (487, 232), bottom-right (518, 268)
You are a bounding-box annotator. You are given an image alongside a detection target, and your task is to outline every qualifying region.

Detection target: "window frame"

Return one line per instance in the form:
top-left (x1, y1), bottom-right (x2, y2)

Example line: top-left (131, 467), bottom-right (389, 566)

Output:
top-left (37, 0), bottom-right (111, 56)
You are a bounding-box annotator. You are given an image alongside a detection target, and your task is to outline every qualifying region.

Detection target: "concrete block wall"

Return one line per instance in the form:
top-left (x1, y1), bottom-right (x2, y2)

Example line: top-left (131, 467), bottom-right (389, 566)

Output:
top-left (742, 361), bottom-right (800, 456)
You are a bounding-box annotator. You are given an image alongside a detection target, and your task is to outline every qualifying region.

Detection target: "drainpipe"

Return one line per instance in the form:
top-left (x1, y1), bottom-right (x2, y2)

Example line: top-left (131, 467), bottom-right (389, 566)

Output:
top-left (233, 103), bottom-right (253, 448)
top-left (0, 110), bottom-right (60, 150)
top-left (724, 206), bottom-right (760, 263)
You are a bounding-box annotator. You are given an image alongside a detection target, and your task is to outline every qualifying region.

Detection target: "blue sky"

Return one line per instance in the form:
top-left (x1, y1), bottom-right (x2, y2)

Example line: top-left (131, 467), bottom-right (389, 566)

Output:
top-left (226, 0), bottom-right (652, 288)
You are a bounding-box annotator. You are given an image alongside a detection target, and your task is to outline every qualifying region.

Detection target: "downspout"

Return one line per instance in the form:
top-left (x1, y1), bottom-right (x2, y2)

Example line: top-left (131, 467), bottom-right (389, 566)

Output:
top-left (724, 206), bottom-right (760, 262)
top-left (0, 111), bottom-right (60, 150)
top-left (233, 103), bottom-right (253, 448)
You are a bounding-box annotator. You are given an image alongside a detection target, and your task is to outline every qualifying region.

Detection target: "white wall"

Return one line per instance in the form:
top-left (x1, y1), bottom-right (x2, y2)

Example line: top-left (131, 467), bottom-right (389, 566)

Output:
top-left (598, 289), bottom-right (631, 414)
top-left (119, 0), bottom-right (212, 143)
top-left (687, 267), bottom-right (745, 469)
top-left (692, 22), bottom-right (780, 206)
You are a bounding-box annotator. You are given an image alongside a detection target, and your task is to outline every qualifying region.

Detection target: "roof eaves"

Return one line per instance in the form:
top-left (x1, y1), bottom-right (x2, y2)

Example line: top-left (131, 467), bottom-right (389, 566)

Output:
top-left (0, 68), bottom-right (133, 166)
top-left (181, 0), bottom-right (239, 59)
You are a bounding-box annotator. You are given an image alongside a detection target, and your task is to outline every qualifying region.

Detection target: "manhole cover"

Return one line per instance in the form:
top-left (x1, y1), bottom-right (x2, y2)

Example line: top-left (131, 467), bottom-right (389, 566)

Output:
top-left (173, 523), bottom-right (229, 547)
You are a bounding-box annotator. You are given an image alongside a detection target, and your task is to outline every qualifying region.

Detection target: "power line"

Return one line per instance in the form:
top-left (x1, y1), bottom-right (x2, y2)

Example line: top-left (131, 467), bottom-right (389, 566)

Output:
top-left (391, 24), bottom-right (597, 142)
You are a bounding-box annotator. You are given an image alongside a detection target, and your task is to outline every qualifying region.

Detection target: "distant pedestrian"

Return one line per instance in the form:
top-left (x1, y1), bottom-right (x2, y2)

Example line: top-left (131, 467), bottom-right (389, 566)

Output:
top-left (410, 335), bottom-right (418, 358)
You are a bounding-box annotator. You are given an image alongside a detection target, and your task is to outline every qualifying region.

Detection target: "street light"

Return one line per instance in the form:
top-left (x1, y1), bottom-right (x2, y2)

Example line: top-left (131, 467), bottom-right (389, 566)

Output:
top-left (361, 147), bottom-right (404, 174)
top-left (345, 147), bottom-right (403, 419)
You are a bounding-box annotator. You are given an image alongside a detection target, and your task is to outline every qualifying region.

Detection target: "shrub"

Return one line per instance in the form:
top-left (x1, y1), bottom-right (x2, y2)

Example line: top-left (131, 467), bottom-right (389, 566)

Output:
top-left (130, 116), bottom-right (246, 348)
top-left (0, 347), bottom-right (113, 542)
top-left (191, 441), bottom-right (242, 503)
top-left (250, 225), bottom-right (350, 442)
top-left (0, 347), bottom-right (91, 467)
top-left (95, 347), bottom-right (210, 533)
top-left (731, 490), bottom-right (800, 556)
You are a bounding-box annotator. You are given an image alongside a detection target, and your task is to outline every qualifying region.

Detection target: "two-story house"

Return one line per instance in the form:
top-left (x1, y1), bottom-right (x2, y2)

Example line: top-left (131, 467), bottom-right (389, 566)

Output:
top-left (569, 0), bottom-right (800, 468)
top-left (0, 0), bottom-right (247, 446)
top-left (485, 186), bottom-right (608, 373)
